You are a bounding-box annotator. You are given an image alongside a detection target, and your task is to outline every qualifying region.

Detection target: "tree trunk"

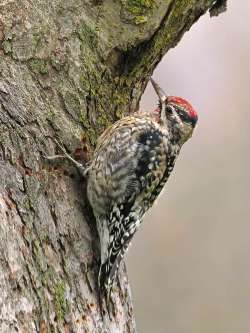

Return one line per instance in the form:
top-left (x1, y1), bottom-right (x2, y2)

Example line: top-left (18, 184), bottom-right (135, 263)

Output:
top-left (0, 1), bottom-right (226, 332)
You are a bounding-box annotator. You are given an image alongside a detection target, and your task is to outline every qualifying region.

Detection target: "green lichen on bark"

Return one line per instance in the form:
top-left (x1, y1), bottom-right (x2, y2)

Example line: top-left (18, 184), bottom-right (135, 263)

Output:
top-left (54, 281), bottom-right (68, 321)
top-left (121, 0), bottom-right (155, 24)
top-left (2, 40), bottom-right (12, 54)
top-left (33, 240), bottom-right (47, 272)
top-left (31, 33), bottom-right (42, 49)
top-left (29, 59), bottom-right (49, 74)
top-left (77, 21), bottom-right (98, 50)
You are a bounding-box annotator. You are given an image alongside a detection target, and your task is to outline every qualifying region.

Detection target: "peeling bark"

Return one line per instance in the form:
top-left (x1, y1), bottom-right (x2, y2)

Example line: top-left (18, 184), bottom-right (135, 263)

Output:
top-left (0, 1), bottom-right (225, 332)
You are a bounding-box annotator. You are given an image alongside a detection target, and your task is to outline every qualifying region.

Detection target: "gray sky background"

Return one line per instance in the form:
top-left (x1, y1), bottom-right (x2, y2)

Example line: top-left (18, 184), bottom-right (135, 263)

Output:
top-left (127, 2), bottom-right (250, 332)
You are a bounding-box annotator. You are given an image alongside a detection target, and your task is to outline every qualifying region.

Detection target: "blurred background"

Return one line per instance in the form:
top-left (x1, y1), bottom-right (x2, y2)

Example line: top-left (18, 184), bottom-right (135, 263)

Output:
top-left (127, 2), bottom-right (250, 332)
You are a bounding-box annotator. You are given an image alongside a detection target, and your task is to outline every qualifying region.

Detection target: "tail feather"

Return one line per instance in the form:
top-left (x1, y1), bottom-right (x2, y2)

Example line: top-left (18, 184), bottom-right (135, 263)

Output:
top-left (98, 232), bottom-right (132, 295)
top-left (97, 206), bottom-right (141, 305)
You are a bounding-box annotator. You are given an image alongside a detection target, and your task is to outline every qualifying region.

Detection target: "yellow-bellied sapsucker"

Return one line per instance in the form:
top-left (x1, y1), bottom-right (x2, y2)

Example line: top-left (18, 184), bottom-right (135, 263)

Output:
top-left (86, 79), bottom-right (198, 299)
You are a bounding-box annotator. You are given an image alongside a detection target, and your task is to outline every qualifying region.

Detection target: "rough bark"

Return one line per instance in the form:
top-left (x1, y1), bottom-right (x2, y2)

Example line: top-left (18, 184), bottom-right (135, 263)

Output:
top-left (0, 1), bottom-right (226, 332)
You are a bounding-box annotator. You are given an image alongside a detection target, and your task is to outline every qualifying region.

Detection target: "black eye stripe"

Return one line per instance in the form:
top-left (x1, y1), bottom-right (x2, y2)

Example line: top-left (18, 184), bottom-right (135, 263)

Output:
top-left (164, 104), bottom-right (197, 127)
top-left (178, 110), bottom-right (189, 120)
top-left (175, 106), bottom-right (197, 126)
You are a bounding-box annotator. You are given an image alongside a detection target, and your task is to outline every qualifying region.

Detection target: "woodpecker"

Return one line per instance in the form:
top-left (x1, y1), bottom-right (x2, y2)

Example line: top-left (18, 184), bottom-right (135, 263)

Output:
top-left (86, 78), bottom-right (198, 301)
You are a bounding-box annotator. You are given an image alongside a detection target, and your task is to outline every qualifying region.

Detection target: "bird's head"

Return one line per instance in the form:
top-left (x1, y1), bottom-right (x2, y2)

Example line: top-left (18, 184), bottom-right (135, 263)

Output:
top-left (150, 78), bottom-right (198, 145)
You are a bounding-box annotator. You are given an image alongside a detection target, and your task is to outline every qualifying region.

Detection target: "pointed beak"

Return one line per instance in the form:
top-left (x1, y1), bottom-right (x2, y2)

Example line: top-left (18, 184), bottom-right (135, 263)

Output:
top-left (150, 78), bottom-right (168, 104)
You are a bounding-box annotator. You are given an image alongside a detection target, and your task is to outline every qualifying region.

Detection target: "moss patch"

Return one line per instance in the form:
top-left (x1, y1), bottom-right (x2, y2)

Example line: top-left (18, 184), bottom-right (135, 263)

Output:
top-left (29, 58), bottom-right (49, 75)
top-left (77, 21), bottom-right (98, 51)
top-left (32, 33), bottom-right (42, 49)
top-left (33, 240), bottom-right (46, 271)
top-left (54, 281), bottom-right (68, 321)
top-left (64, 91), bottom-right (81, 118)
top-left (121, 0), bottom-right (155, 24)
top-left (2, 40), bottom-right (12, 54)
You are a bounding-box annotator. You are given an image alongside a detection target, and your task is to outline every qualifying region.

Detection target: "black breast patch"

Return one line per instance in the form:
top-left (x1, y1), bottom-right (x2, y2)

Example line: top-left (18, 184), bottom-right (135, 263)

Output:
top-left (136, 129), bottom-right (164, 180)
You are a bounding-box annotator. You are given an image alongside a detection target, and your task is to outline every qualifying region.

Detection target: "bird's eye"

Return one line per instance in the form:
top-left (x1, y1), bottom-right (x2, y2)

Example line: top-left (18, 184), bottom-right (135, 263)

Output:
top-left (165, 105), bottom-right (174, 114)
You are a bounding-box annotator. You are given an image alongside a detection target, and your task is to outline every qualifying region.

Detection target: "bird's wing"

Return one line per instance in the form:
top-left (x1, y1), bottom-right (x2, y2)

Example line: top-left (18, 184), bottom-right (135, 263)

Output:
top-left (98, 122), bottom-right (171, 288)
